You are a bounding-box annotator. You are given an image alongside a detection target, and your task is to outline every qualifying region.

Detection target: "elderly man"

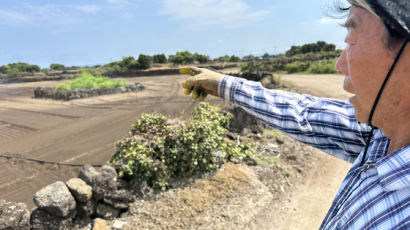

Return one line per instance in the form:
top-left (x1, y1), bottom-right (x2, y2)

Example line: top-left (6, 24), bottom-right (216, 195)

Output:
top-left (182, 0), bottom-right (409, 229)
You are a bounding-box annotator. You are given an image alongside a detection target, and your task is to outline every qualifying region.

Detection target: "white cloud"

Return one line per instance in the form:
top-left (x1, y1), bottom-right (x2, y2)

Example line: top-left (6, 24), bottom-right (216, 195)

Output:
top-left (0, 4), bottom-right (101, 26)
top-left (107, 0), bottom-right (128, 4)
top-left (72, 5), bottom-right (101, 14)
top-left (0, 9), bottom-right (30, 25)
top-left (160, 0), bottom-right (269, 29)
top-left (318, 17), bottom-right (345, 25)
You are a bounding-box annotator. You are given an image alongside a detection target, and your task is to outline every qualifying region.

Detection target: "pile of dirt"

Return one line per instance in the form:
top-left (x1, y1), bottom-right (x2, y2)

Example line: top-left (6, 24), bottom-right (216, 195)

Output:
top-left (105, 128), bottom-right (317, 229)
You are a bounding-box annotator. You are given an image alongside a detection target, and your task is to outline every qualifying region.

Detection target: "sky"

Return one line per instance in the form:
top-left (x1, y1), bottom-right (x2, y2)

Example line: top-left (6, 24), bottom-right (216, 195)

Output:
top-left (0, 0), bottom-right (349, 68)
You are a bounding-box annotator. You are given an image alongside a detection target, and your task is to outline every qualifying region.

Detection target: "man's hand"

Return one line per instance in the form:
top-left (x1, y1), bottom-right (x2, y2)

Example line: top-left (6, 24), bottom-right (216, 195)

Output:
top-left (180, 67), bottom-right (223, 101)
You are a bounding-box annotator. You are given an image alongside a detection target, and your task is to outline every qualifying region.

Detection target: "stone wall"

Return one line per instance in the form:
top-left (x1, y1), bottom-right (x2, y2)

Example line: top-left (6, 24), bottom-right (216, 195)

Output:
top-left (34, 83), bottom-right (145, 101)
top-left (0, 164), bottom-right (153, 230)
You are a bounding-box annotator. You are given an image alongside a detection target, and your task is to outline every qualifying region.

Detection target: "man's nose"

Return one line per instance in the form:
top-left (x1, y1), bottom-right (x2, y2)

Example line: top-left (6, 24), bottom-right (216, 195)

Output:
top-left (335, 49), bottom-right (348, 75)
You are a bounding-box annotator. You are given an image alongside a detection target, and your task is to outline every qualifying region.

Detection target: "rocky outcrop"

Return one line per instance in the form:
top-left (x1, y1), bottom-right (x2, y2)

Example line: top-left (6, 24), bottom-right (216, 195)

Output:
top-left (33, 181), bottom-right (76, 218)
top-left (223, 105), bottom-right (265, 134)
top-left (34, 82), bottom-right (145, 101)
top-left (0, 199), bottom-right (30, 230)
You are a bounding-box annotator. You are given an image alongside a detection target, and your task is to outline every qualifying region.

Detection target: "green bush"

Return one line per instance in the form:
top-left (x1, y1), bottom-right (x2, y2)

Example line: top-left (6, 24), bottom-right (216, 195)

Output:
top-left (55, 70), bottom-right (128, 91)
top-left (308, 59), bottom-right (338, 74)
top-left (137, 54), bottom-right (152, 69)
top-left (0, 62), bottom-right (40, 74)
top-left (285, 61), bottom-right (310, 73)
top-left (168, 51), bottom-right (195, 65)
top-left (193, 53), bottom-right (210, 64)
top-left (153, 54), bottom-right (167, 64)
top-left (50, 63), bottom-right (66, 71)
top-left (108, 103), bottom-right (255, 190)
top-left (230, 55), bottom-right (241, 62)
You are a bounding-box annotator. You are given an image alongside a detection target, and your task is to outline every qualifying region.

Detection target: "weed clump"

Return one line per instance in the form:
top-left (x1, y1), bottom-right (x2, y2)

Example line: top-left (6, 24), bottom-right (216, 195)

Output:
top-left (108, 103), bottom-right (255, 190)
top-left (55, 70), bottom-right (128, 91)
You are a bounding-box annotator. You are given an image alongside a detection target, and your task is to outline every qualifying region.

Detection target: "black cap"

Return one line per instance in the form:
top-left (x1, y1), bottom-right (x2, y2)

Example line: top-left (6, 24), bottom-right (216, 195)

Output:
top-left (368, 0), bottom-right (410, 39)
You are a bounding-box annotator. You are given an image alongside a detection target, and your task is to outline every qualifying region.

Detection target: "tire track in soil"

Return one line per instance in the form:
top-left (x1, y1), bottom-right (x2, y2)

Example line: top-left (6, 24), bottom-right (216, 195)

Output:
top-left (0, 74), bottom-right (226, 208)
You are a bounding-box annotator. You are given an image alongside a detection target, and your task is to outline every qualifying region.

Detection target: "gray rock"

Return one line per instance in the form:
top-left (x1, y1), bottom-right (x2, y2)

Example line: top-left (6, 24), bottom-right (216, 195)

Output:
top-left (0, 199), bottom-right (30, 230)
top-left (30, 208), bottom-right (72, 230)
top-left (76, 200), bottom-right (96, 219)
top-left (91, 173), bottom-right (118, 201)
top-left (101, 165), bottom-right (117, 180)
top-left (130, 179), bottom-right (154, 199)
top-left (33, 181), bottom-right (76, 218)
top-left (223, 105), bottom-right (264, 134)
top-left (72, 217), bottom-right (92, 230)
top-left (95, 203), bottom-right (120, 219)
top-left (66, 178), bottom-right (93, 202)
top-left (103, 189), bottom-right (134, 209)
top-left (79, 164), bottom-right (101, 185)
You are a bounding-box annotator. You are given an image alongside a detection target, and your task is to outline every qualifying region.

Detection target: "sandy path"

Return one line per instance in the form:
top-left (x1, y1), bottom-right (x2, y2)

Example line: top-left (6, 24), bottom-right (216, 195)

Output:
top-left (0, 75), bottom-right (227, 208)
top-left (264, 74), bottom-right (353, 229)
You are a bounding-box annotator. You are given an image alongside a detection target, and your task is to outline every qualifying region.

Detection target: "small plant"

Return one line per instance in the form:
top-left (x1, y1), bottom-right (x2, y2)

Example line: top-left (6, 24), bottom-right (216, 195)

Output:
top-left (308, 59), bottom-right (338, 74)
top-left (55, 70), bottom-right (128, 91)
top-left (108, 103), bottom-right (255, 191)
top-left (285, 61), bottom-right (310, 73)
top-left (50, 63), bottom-right (66, 71)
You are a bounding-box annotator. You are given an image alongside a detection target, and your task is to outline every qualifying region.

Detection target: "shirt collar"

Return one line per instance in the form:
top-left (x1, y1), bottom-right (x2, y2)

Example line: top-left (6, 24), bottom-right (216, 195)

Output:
top-left (376, 146), bottom-right (410, 191)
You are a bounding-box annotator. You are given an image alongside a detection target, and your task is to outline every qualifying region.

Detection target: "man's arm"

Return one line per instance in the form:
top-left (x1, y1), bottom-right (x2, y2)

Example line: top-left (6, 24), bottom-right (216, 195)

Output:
top-left (219, 75), bottom-right (372, 163)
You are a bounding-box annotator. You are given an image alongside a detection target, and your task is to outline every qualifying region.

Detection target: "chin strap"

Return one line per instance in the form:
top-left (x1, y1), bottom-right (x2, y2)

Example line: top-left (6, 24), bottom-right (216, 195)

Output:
top-left (360, 40), bottom-right (408, 166)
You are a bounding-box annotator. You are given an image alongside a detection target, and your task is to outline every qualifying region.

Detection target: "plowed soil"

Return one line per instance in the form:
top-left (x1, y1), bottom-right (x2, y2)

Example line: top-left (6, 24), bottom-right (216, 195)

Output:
top-left (0, 74), bottom-right (227, 208)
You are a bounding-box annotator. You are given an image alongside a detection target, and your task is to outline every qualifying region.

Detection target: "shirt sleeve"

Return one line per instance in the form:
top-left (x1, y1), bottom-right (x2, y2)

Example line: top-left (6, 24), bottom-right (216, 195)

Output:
top-left (218, 75), bottom-right (372, 163)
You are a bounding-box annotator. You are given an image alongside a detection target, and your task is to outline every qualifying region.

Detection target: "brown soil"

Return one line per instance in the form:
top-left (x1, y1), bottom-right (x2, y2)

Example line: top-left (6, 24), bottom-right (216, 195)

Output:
top-left (0, 75), bottom-right (227, 209)
top-left (1, 72), bottom-right (354, 230)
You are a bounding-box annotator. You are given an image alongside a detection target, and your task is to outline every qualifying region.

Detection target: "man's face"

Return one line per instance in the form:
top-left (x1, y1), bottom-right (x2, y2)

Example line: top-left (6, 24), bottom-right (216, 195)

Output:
top-left (335, 6), bottom-right (399, 124)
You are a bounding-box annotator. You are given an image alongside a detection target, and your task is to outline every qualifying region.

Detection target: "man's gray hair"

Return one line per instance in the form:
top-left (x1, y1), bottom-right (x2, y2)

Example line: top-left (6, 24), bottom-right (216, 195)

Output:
top-left (347, 0), bottom-right (379, 18)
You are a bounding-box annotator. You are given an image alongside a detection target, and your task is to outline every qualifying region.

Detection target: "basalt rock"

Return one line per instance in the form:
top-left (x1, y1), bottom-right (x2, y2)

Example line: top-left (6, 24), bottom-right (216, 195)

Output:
top-left (33, 181), bottom-right (76, 218)
top-left (0, 199), bottom-right (30, 230)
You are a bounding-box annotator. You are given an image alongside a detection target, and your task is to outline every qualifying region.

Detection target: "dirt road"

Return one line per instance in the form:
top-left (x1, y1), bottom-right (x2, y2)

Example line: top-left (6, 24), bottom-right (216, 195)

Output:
top-left (267, 74), bottom-right (353, 230)
top-left (0, 74), bottom-right (226, 208)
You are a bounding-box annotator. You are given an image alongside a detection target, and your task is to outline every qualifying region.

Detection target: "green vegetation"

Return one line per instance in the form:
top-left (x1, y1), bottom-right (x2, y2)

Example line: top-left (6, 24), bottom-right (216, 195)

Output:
top-left (50, 63), bottom-right (66, 71)
top-left (152, 54), bottom-right (167, 64)
top-left (108, 103), bottom-right (255, 190)
top-left (308, 58), bottom-right (338, 74)
top-left (286, 41), bottom-right (336, 57)
top-left (55, 70), bottom-right (127, 91)
top-left (285, 61), bottom-right (310, 74)
top-left (0, 62), bottom-right (40, 74)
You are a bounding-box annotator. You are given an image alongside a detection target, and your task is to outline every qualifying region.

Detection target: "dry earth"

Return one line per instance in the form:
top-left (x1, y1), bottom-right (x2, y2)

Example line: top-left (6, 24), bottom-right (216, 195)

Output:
top-left (1, 72), bottom-right (354, 229)
top-left (0, 75), bottom-right (227, 208)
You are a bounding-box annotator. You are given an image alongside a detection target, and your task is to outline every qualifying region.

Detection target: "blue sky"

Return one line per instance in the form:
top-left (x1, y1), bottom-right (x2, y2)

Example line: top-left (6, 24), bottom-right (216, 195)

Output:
top-left (0, 0), bottom-right (349, 67)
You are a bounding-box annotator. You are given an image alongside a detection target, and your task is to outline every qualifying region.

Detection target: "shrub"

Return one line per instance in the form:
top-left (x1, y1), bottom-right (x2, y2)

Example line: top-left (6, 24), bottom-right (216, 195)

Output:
top-left (230, 55), bottom-right (241, 62)
top-left (308, 59), bottom-right (338, 74)
top-left (168, 51), bottom-right (195, 65)
top-left (55, 70), bottom-right (128, 91)
top-left (108, 103), bottom-right (255, 190)
top-left (137, 54), bottom-right (152, 69)
top-left (285, 61), bottom-right (310, 73)
top-left (0, 62), bottom-right (40, 74)
top-left (153, 54), bottom-right (167, 64)
top-left (50, 63), bottom-right (66, 71)
top-left (193, 53), bottom-right (210, 64)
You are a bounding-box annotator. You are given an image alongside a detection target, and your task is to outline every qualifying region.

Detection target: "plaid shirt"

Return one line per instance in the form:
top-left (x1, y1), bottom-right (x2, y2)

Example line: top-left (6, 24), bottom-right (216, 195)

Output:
top-left (219, 75), bottom-right (410, 230)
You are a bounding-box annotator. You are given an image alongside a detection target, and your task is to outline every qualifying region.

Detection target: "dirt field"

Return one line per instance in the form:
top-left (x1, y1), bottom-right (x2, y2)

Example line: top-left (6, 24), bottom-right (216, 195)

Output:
top-left (0, 74), bottom-right (227, 208)
top-left (1, 73), bottom-right (355, 229)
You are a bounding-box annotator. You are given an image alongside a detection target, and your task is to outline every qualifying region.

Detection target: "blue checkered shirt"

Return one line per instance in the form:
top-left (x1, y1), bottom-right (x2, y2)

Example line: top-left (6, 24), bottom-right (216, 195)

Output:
top-left (219, 75), bottom-right (410, 230)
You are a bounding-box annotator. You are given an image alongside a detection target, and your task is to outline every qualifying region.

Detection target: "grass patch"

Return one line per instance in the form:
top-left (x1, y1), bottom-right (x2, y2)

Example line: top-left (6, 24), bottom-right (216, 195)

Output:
top-left (55, 70), bottom-right (128, 91)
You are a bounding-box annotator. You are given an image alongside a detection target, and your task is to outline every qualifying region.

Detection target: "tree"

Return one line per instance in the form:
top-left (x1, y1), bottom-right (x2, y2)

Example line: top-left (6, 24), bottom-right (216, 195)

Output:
top-left (168, 51), bottom-right (195, 65)
top-left (193, 53), bottom-right (210, 64)
top-left (137, 54), bottom-right (152, 69)
top-left (153, 54), bottom-right (167, 64)
top-left (50, 63), bottom-right (66, 71)
top-left (230, 55), bottom-right (241, 62)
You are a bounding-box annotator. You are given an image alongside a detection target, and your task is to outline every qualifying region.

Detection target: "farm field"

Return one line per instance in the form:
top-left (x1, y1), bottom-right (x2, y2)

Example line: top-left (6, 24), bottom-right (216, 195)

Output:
top-left (0, 74), bottom-right (227, 208)
top-left (1, 73), bottom-right (353, 229)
